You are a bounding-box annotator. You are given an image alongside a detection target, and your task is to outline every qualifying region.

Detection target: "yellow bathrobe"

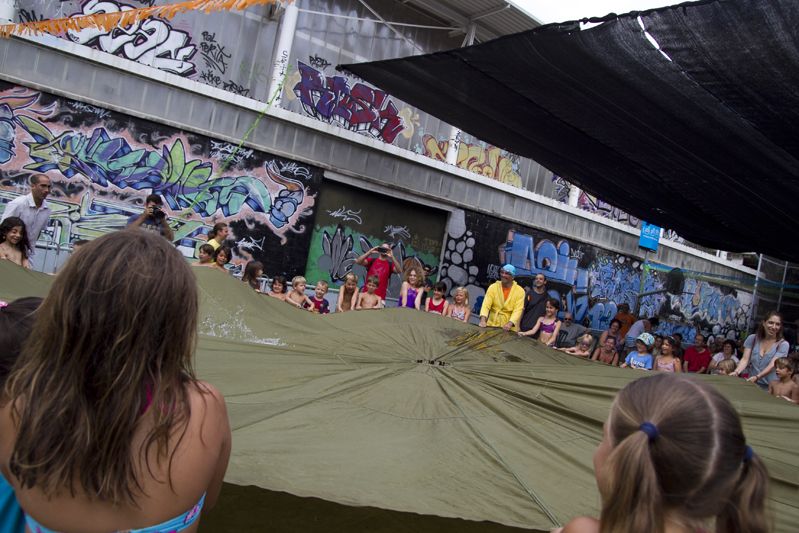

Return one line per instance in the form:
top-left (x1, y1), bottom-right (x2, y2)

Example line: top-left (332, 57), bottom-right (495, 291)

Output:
top-left (479, 280), bottom-right (526, 331)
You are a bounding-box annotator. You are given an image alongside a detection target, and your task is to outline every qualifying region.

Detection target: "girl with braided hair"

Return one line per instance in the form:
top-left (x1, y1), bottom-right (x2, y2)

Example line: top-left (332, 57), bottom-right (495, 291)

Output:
top-left (557, 373), bottom-right (770, 533)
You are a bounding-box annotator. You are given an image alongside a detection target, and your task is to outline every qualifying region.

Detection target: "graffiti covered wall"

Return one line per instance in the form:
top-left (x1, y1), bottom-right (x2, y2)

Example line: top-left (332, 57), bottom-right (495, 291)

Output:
top-left (438, 210), bottom-right (753, 339)
top-left (421, 134), bottom-right (523, 188)
top-left (305, 180), bottom-right (446, 299)
top-left (17, 0), bottom-right (273, 99)
top-left (0, 81), bottom-right (321, 274)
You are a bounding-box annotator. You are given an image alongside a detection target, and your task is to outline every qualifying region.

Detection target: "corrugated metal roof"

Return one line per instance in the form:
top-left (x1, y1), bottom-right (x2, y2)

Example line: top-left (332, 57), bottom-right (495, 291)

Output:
top-left (400, 1), bottom-right (542, 43)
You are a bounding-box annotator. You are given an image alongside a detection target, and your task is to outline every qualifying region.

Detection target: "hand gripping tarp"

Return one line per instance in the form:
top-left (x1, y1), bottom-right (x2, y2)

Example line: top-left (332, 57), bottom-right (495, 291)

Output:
top-left (340, 0), bottom-right (799, 262)
top-left (1, 262), bottom-right (797, 532)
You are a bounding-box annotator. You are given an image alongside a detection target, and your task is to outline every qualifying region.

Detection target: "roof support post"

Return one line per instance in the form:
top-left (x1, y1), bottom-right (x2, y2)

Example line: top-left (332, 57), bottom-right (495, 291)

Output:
top-left (777, 260), bottom-right (789, 311)
top-left (446, 23), bottom-right (477, 166)
top-left (750, 253), bottom-right (764, 331)
top-left (567, 184), bottom-right (580, 207)
top-left (268, 0), bottom-right (299, 107)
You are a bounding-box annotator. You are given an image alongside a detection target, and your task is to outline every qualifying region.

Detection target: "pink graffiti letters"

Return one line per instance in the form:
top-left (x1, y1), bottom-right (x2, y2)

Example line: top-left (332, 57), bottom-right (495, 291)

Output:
top-left (293, 62), bottom-right (404, 144)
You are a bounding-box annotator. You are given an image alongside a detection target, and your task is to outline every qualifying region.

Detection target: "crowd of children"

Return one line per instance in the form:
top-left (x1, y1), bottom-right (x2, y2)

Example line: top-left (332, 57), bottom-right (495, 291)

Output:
top-left (223, 259), bottom-right (473, 323)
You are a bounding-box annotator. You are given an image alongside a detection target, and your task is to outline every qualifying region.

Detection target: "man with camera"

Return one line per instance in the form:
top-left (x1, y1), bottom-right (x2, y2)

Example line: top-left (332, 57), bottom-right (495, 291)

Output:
top-left (127, 194), bottom-right (174, 241)
top-left (355, 243), bottom-right (401, 301)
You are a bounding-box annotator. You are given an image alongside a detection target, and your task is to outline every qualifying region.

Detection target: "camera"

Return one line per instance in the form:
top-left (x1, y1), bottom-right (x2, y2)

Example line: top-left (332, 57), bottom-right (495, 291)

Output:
top-left (151, 206), bottom-right (166, 220)
top-left (377, 246), bottom-right (390, 254)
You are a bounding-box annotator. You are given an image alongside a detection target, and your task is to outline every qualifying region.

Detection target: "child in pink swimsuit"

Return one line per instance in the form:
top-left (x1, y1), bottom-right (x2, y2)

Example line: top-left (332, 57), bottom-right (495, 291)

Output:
top-left (518, 297), bottom-right (561, 346)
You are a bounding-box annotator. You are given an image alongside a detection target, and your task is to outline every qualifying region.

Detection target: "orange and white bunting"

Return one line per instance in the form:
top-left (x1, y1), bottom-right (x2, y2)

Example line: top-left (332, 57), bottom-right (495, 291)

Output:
top-left (0, 0), bottom-right (286, 39)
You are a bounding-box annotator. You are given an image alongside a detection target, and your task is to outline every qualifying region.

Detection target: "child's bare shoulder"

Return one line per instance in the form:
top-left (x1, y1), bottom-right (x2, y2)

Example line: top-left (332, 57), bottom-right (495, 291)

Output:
top-left (559, 516), bottom-right (600, 533)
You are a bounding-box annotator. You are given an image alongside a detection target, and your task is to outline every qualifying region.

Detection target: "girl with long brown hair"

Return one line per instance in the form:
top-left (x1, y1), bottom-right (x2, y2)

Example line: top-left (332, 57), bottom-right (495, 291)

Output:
top-left (556, 373), bottom-right (770, 533)
top-left (0, 229), bottom-right (231, 532)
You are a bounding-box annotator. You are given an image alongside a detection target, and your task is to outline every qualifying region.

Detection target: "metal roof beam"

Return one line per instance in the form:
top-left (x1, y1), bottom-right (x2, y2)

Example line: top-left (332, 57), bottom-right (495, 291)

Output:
top-left (408, 1), bottom-right (500, 40)
top-left (470, 3), bottom-right (510, 22)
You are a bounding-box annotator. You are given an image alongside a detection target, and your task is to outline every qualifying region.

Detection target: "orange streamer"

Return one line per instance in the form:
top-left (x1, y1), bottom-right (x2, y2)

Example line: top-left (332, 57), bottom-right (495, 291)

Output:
top-left (0, 0), bottom-right (286, 39)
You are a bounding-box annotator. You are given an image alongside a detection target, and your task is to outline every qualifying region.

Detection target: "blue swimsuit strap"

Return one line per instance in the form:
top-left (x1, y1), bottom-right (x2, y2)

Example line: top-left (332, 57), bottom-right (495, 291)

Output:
top-left (25, 492), bottom-right (206, 533)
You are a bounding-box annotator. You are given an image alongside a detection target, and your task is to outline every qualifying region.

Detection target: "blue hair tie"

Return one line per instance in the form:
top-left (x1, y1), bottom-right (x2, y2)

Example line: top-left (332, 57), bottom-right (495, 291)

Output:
top-left (743, 445), bottom-right (754, 463)
top-left (639, 421), bottom-right (659, 442)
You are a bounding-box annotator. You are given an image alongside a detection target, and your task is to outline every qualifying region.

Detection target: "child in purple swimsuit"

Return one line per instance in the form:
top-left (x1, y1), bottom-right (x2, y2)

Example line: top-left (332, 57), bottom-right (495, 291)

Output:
top-left (399, 266), bottom-right (424, 309)
top-left (518, 297), bottom-right (561, 346)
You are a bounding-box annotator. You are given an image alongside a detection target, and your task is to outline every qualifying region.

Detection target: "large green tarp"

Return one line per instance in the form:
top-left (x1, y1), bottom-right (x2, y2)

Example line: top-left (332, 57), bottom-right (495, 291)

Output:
top-left (1, 262), bottom-right (797, 532)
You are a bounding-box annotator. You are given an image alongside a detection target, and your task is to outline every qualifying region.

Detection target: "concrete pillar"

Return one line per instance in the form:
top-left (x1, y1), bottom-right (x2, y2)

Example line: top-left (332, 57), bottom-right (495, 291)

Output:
top-left (445, 126), bottom-right (460, 166)
top-left (567, 183), bottom-right (581, 207)
top-left (268, 1), bottom-right (299, 106)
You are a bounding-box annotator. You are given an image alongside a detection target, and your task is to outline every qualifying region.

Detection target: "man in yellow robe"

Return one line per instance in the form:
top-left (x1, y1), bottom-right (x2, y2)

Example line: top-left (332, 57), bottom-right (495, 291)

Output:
top-left (478, 264), bottom-right (526, 332)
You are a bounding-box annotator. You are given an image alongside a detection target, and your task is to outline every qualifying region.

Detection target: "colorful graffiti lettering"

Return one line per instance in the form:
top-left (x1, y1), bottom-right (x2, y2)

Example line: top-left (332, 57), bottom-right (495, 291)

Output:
top-left (293, 62), bottom-right (405, 144)
top-left (16, 117), bottom-right (277, 219)
top-left (0, 84), bottom-right (318, 270)
top-left (439, 211), bottom-right (753, 335)
top-left (662, 279), bottom-right (752, 337)
top-left (0, 92), bottom-right (56, 164)
top-left (422, 134), bottom-right (522, 188)
top-left (67, 0), bottom-right (198, 76)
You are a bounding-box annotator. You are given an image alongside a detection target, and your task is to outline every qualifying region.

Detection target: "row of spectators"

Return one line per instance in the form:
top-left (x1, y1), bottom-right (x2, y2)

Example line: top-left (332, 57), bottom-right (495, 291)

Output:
top-left (480, 264), bottom-right (798, 404)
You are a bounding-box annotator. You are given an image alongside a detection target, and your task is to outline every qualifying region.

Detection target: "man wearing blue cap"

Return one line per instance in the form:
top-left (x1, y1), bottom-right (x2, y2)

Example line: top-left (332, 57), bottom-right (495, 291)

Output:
top-left (478, 264), bottom-right (526, 332)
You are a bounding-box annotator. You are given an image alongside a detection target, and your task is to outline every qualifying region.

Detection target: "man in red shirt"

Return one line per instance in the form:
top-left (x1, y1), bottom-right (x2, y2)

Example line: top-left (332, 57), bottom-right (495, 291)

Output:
top-left (355, 243), bottom-right (402, 300)
top-left (683, 333), bottom-right (712, 373)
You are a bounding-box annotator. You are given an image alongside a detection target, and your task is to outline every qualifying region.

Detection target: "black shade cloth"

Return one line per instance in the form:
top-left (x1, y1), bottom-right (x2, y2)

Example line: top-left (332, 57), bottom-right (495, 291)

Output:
top-left (340, 0), bottom-right (799, 261)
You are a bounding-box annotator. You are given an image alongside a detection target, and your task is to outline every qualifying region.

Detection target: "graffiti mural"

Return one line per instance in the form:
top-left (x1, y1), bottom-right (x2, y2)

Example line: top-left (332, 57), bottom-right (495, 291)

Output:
top-left (577, 190), bottom-right (641, 228)
top-left (552, 176), bottom-right (689, 242)
top-left (305, 181), bottom-right (445, 299)
top-left (657, 278), bottom-right (753, 342)
top-left (0, 82), bottom-right (320, 273)
top-left (292, 61), bottom-right (405, 144)
top-left (66, 0), bottom-right (198, 76)
top-left (17, 0), bottom-right (257, 98)
top-left (551, 175), bottom-right (571, 204)
top-left (422, 134), bottom-right (522, 188)
top-left (438, 210), bottom-right (754, 336)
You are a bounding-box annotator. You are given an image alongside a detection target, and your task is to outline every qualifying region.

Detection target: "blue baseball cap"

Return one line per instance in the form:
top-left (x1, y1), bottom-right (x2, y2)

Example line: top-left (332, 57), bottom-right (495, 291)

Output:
top-left (501, 264), bottom-right (516, 276)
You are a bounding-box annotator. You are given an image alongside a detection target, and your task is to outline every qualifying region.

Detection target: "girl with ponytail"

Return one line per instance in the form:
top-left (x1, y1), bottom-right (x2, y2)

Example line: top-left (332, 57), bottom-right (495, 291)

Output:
top-left (556, 373), bottom-right (770, 533)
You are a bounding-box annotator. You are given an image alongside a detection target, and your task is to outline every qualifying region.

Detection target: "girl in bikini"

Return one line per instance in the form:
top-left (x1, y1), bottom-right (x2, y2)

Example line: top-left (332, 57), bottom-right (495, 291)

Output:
top-left (518, 297), bottom-right (561, 346)
top-left (0, 230), bottom-right (231, 533)
top-left (446, 286), bottom-right (471, 323)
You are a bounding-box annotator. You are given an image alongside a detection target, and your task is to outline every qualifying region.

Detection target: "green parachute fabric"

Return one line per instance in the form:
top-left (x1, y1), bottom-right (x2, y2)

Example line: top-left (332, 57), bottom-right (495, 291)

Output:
top-left (0, 262), bottom-right (797, 532)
